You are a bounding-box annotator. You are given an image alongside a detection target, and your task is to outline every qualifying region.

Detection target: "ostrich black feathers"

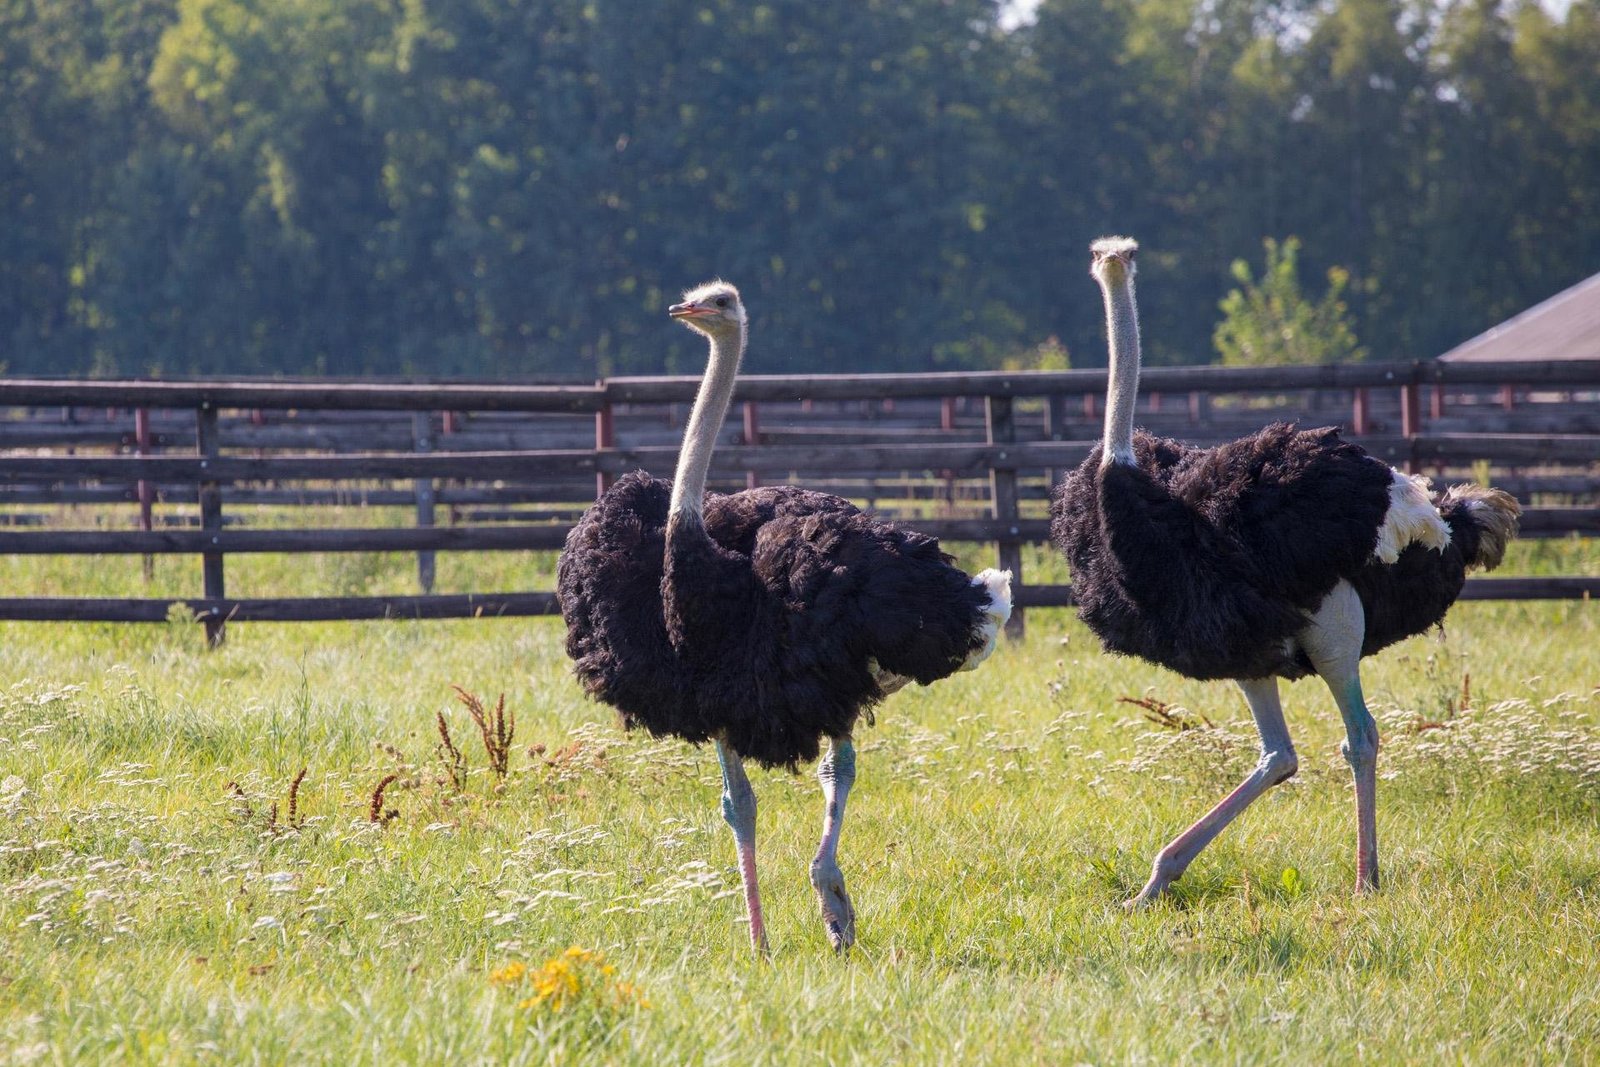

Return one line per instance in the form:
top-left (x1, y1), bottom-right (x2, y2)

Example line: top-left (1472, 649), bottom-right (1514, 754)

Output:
top-left (1050, 423), bottom-right (1514, 682)
top-left (558, 472), bottom-right (992, 769)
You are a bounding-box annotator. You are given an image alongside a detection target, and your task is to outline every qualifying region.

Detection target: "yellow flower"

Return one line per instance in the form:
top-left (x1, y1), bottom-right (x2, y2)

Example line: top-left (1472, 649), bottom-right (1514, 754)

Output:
top-left (496, 947), bottom-right (648, 1014)
top-left (489, 961), bottom-right (527, 985)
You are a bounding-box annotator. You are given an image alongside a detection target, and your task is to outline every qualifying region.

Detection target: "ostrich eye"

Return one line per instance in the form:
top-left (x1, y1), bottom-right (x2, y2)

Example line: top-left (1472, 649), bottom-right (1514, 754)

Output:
top-left (715, 296), bottom-right (729, 308)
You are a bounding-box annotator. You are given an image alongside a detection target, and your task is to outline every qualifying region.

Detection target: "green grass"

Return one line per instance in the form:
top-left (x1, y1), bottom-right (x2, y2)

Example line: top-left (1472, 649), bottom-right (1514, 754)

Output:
top-left (2, 534), bottom-right (1599, 1064)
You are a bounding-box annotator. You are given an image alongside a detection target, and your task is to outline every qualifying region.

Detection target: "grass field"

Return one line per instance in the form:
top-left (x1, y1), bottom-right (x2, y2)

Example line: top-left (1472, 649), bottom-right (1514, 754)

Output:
top-left (2, 531), bottom-right (1598, 1064)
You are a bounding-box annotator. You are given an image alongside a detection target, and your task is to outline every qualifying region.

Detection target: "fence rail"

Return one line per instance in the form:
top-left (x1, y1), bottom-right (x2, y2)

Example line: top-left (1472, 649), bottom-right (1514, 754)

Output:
top-left (3, 360), bottom-right (1597, 642)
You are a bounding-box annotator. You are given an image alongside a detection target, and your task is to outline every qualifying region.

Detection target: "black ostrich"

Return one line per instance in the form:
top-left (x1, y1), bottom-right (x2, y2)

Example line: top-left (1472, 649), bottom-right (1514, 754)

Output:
top-left (1050, 238), bottom-right (1520, 906)
top-left (558, 280), bottom-right (1011, 952)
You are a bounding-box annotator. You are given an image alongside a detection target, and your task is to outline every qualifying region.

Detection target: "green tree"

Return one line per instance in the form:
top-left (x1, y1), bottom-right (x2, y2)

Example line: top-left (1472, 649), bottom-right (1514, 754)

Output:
top-left (137, 0), bottom-right (397, 374)
top-left (1213, 237), bottom-right (1365, 366)
top-left (0, 0), bottom-right (178, 372)
top-left (4, 0), bottom-right (1600, 377)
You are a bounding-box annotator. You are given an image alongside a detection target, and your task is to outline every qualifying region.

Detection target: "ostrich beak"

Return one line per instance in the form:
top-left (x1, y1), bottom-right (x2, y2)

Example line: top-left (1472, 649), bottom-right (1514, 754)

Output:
top-left (1089, 236), bottom-right (1140, 277)
top-left (668, 301), bottom-right (712, 319)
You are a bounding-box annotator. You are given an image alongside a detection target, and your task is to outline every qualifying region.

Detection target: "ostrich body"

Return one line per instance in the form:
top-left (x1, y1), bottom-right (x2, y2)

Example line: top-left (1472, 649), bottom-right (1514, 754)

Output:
top-left (558, 281), bottom-right (1011, 952)
top-left (1050, 238), bottom-right (1519, 905)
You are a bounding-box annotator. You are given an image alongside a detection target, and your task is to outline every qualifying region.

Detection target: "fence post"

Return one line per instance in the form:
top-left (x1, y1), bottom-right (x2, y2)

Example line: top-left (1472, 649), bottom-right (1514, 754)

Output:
top-left (742, 401), bottom-right (761, 490)
top-left (1352, 387), bottom-right (1370, 436)
top-left (441, 410), bottom-right (461, 525)
top-left (135, 408), bottom-right (154, 582)
top-left (986, 395), bottom-right (1025, 639)
top-left (1044, 394), bottom-right (1066, 440)
top-left (413, 412), bottom-right (436, 594)
top-left (595, 396), bottom-right (615, 498)
top-left (195, 403), bottom-right (226, 647)
top-left (1043, 393), bottom-right (1068, 487)
top-left (1400, 379), bottom-right (1421, 474)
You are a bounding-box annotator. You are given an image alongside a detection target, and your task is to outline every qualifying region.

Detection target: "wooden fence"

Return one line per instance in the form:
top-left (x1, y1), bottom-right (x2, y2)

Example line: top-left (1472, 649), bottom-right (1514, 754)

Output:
top-left (2, 359), bottom-right (1597, 643)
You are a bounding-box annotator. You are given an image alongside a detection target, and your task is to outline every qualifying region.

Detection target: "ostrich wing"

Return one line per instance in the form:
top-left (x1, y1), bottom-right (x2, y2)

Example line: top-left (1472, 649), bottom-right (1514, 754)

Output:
top-left (1165, 425), bottom-right (1395, 606)
top-left (750, 509), bottom-right (987, 686)
top-left (1056, 426), bottom-right (1395, 681)
top-left (558, 473), bottom-right (699, 732)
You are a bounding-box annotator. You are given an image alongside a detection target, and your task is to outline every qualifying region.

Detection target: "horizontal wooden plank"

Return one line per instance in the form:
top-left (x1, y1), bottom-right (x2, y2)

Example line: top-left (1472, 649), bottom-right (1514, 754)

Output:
top-left (0, 573), bottom-right (1591, 626)
top-left (1411, 434), bottom-right (1600, 464)
top-left (1519, 508), bottom-right (1600, 536)
top-left (0, 526), bottom-right (572, 555)
top-left (602, 362), bottom-right (1432, 403)
top-left (1016, 583), bottom-right (1075, 608)
top-left (0, 379), bottom-right (604, 413)
top-left (0, 592), bottom-right (561, 623)
top-left (0, 450), bottom-right (601, 482)
top-left (0, 443), bottom-right (1067, 481)
top-left (4, 362), bottom-right (1597, 417)
top-left (0, 506), bottom-right (1593, 556)
top-left (8, 432), bottom-right (1583, 488)
top-left (906, 518), bottom-right (1054, 541)
top-left (1012, 575), bottom-right (1600, 608)
top-left (1423, 360), bottom-right (1600, 387)
top-left (1456, 576), bottom-right (1600, 600)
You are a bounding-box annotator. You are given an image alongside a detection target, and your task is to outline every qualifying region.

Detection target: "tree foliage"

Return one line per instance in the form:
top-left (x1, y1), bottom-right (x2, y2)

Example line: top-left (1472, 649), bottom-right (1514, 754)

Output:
top-left (1214, 237), bottom-right (1365, 366)
top-left (2, 0), bottom-right (1598, 377)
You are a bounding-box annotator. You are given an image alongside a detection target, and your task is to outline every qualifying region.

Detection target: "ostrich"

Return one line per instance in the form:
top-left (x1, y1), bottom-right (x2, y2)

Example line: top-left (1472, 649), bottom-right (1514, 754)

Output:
top-left (1050, 238), bottom-right (1519, 906)
top-left (558, 280), bottom-right (1012, 953)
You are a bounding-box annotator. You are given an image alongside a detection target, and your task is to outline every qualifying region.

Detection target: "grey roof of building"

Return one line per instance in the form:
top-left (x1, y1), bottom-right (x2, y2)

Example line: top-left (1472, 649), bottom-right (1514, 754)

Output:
top-left (1437, 270), bottom-right (1600, 362)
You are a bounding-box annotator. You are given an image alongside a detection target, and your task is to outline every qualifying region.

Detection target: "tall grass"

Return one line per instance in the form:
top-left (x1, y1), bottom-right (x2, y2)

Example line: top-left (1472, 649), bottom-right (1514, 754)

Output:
top-left (1, 537), bottom-right (1597, 1064)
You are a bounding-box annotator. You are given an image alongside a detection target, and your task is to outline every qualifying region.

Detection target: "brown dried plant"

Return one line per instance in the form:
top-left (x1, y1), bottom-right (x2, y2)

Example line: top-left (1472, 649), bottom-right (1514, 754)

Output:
top-left (1407, 671), bottom-right (1472, 735)
top-left (452, 685), bottom-right (515, 781)
top-left (436, 711), bottom-right (467, 792)
top-left (225, 781), bottom-right (254, 822)
top-left (369, 773), bottom-right (400, 824)
top-left (248, 768), bottom-right (310, 835)
top-left (285, 767), bottom-right (307, 829)
top-left (1118, 695), bottom-right (1214, 732)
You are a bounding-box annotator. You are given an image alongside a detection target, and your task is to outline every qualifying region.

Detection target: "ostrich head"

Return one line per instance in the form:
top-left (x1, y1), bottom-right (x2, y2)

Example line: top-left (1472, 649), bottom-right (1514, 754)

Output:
top-left (1090, 236), bottom-right (1139, 287)
top-left (668, 280), bottom-right (746, 339)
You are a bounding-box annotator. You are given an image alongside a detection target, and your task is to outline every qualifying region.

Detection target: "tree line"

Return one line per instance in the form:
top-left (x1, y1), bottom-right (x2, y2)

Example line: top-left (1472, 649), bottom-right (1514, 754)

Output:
top-left (3, 0), bottom-right (1597, 379)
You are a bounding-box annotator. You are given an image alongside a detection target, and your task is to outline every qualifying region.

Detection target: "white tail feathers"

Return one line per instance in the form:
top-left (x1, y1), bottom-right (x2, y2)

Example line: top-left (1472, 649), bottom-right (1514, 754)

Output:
top-left (1373, 470), bottom-right (1451, 564)
top-left (962, 569), bottom-right (1013, 671)
top-left (1440, 484), bottom-right (1521, 571)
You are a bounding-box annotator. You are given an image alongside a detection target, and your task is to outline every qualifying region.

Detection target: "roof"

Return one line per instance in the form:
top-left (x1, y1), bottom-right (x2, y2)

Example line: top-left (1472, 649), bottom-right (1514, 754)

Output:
top-left (1437, 269), bottom-right (1600, 362)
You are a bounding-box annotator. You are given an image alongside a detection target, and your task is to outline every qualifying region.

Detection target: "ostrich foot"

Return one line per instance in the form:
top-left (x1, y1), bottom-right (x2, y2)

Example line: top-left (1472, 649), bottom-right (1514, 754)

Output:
top-left (1120, 680), bottom-right (1299, 916)
top-left (747, 916), bottom-right (771, 957)
top-left (1354, 861), bottom-right (1379, 897)
top-left (810, 859), bottom-right (856, 952)
top-left (1122, 889), bottom-right (1164, 911)
top-left (1123, 867), bottom-right (1179, 910)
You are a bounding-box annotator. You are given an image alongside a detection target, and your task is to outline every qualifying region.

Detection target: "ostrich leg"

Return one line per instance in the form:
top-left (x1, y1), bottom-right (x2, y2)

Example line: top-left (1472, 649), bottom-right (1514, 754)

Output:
top-left (715, 738), bottom-right (769, 954)
top-left (1299, 581), bottom-right (1380, 893)
top-left (1127, 676), bottom-right (1299, 908)
top-left (810, 736), bottom-right (857, 953)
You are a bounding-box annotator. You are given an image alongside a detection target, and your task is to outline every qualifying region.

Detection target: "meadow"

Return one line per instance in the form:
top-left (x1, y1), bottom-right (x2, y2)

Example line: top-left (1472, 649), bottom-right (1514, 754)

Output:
top-left (2, 532), bottom-right (1598, 1064)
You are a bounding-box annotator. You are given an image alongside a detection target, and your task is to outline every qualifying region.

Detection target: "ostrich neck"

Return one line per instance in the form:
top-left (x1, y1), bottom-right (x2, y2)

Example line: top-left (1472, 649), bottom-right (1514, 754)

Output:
top-left (1099, 272), bottom-right (1141, 468)
top-left (667, 325), bottom-right (745, 521)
